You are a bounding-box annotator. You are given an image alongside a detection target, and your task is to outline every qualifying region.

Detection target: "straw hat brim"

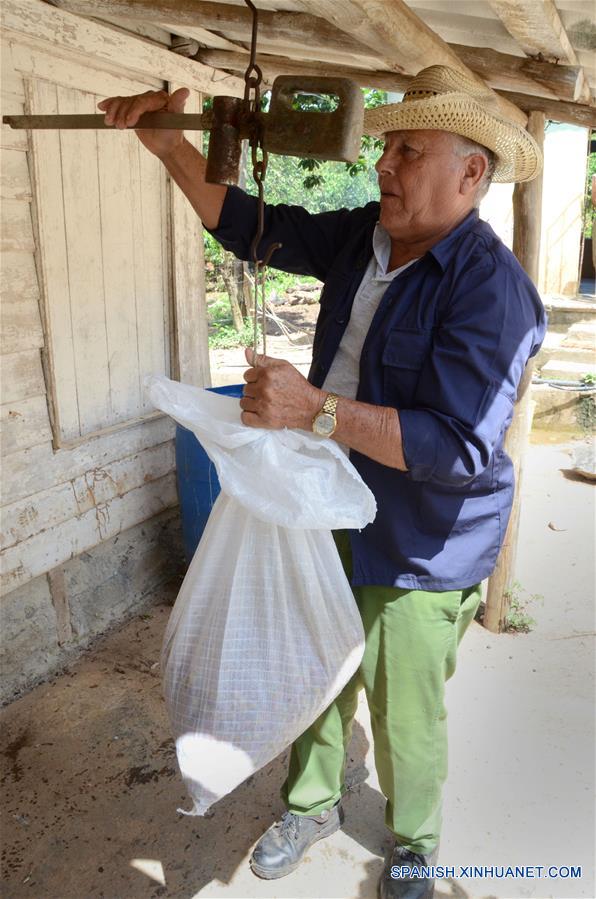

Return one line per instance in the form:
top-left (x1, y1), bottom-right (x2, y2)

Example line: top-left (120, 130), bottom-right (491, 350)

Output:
top-left (363, 93), bottom-right (542, 183)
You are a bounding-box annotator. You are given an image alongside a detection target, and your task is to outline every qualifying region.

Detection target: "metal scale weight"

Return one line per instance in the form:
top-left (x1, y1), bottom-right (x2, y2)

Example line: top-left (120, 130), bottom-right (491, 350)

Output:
top-left (3, 0), bottom-right (364, 356)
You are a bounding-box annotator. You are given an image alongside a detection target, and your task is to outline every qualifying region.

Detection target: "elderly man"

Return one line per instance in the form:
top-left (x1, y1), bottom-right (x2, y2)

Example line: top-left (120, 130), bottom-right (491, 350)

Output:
top-left (100, 65), bottom-right (546, 898)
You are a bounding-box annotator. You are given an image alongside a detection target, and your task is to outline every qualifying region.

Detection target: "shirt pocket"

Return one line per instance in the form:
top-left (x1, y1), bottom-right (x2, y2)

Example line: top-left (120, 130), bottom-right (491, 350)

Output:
top-left (381, 328), bottom-right (432, 407)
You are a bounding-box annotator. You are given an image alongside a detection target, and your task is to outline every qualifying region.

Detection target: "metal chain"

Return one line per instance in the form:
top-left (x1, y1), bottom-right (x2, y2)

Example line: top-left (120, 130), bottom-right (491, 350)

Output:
top-left (243, 0), bottom-right (281, 363)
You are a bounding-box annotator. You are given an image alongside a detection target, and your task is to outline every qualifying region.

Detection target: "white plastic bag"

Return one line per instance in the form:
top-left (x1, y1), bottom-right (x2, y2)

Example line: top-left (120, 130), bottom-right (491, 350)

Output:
top-left (145, 375), bottom-right (376, 815)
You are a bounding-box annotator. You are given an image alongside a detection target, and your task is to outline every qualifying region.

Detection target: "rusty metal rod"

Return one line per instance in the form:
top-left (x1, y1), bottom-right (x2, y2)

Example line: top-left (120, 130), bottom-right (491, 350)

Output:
top-left (2, 112), bottom-right (214, 130)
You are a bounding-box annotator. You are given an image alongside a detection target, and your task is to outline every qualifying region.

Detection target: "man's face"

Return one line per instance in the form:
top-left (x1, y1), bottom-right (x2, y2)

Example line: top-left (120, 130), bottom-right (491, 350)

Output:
top-left (375, 129), bottom-right (471, 244)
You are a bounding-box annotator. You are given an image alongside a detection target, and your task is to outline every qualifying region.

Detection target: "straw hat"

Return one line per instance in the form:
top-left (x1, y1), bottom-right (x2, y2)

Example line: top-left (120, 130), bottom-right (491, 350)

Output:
top-left (364, 65), bottom-right (542, 183)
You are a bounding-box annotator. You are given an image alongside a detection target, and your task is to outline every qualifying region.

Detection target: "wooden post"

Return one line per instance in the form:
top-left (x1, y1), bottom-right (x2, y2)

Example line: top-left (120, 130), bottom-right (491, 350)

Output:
top-left (483, 110), bottom-right (545, 633)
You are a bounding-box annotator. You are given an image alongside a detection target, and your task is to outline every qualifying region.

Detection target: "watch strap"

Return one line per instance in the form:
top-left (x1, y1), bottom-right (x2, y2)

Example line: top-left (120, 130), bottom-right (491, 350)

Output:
top-left (321, 393), bottom-right (339, 416)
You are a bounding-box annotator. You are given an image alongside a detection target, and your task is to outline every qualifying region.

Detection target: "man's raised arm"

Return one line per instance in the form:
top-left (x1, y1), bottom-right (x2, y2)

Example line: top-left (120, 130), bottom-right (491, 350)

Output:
top-left (98, 88), bottom-right (227, 230)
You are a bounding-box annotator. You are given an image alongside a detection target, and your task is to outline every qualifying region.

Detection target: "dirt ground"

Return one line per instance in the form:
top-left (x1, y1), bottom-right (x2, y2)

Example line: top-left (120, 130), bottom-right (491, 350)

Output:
top-left (1, 437), bottom-right (594, 899)
top-left (208, 292), bottom-right (319, 387)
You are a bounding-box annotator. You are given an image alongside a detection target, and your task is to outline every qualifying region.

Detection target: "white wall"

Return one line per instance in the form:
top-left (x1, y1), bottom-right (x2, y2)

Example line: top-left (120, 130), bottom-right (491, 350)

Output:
top-left (480, 122), bottom-right (589, 297)
top-left (538, 123), bottom-right (588, 297)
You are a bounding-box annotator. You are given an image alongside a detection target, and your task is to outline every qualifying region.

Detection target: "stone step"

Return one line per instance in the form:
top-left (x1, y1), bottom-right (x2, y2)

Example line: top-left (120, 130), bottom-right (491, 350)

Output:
top-left (562, 321), bottom-right (596, 350)
top-left (531, 383), bottom-right (588, 432)
top-left (539, 359), bottom-right (596, 382)
top-left (542, 295), bottom-right (596, 328)
top-left (536, 343), bottom-right (596, 367)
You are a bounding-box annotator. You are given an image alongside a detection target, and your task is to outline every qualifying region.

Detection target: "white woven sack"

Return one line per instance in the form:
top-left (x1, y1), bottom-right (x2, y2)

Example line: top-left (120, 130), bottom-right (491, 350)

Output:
top-left (145, 375), bottom-right (376, 816)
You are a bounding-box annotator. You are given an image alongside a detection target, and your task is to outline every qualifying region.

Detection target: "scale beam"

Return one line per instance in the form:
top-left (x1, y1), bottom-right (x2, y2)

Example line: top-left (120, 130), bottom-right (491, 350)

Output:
top-left (2, 76), bottom-right (364, 183)
top-left (2, 113), bottom-right (213, 131)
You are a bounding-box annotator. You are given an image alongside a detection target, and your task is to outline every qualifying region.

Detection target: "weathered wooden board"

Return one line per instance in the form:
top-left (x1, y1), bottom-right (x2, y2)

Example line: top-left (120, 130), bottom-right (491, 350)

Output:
top-left (297, 0), bottom-right (527, 126)
top-left (164, 22), bottom-right (244, 54)
top-left (28, 75), bottom-right (172, 443)
top-left (225, 37), bottom-right (382, 71)
top-left (58, 85), bottom-right (113, 436)
top-left (1, 0), bottom-right (244, 98)
top-left (0, 349), bottom-right (45, 405)
top-left (169, 84), bottom-right (211, 388)
top-left (0, 110), bottom-right (28, 150)
top-left (198, 48), bottom-right (409, 91)
top-left (451, 43), bottom-right (584, 104)
top-left (1, 43), bottom-right (25, 100)
top-left (81, 11), bottom-right (171, 46)
top-left (0, 199), bottom-right (35, 252)
top-left (0, 148), bottom-right (32, 201)
top-left (52, 0), bottom-right (368, 58)
top-left (10, 41), bottom-right (160, 97)
top-left (95, 116), bottom-right (142, 423)
top-left (0, 394), bottom-right (52, 456)
top-left (498, 89), bottom-right (596, 128)
top-left (0, 473), bottom-right (177, 595)
top-left (489, 0), bottom-right (579, 63)
top-left (0, 414), bottom-right (174, 506)
top-left (0, 252), bottom-right (44, 354)
top-left (0, 48), bottom-right (27, 150)
top-left (27, 78), bottom-right (79, 442)
top-left (1, 440), bottom-right (175, 550)
top-left (488, 0), bottom-right (591, 103)
top-left (134, 135), bottom-right (171, 412)
top-left (1, 481), bottom-right (80, 554)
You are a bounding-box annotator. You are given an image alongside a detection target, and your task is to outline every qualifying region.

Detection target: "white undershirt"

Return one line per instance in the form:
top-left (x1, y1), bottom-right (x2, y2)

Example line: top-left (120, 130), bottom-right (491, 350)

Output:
top-left (322, 223), bottom-right (418, 401)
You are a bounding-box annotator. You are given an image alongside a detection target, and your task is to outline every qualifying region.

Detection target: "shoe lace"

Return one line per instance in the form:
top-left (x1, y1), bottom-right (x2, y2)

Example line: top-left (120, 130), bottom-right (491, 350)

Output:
top-left (279, 811), bottom-right (300, 840)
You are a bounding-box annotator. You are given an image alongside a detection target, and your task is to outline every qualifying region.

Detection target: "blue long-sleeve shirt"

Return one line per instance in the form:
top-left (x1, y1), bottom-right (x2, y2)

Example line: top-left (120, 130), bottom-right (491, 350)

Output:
top-left (209, 186), bottom-right (547, 590)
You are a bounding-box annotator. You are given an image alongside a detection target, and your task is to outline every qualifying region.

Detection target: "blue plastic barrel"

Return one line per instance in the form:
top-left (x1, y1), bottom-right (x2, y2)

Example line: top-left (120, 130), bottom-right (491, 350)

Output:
top-left (175, 384), bottom-right (244, 565)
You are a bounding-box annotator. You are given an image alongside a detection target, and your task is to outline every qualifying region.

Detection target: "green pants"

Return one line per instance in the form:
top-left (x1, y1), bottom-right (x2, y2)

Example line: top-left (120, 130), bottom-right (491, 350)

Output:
top-left (281, 530), bottom-right (482, 855)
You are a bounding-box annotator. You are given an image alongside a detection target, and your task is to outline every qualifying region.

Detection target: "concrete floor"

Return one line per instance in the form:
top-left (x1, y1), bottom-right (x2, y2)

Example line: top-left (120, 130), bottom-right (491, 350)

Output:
top-left (1, 439), bottom-right (594, 899)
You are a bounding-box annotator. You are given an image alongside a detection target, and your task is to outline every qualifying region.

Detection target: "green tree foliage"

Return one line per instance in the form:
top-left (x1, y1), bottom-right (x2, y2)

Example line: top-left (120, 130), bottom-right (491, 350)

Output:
top-left (204, 87), bottom-right (389, 345)
top-left (243, 88), bottom-right (386, 212)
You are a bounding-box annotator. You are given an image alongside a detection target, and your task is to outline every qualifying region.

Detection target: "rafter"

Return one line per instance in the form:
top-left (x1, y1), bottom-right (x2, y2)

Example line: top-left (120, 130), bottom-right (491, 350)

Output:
top-left (196, 49), bottom-right (411, 93)
top-left (2, 0), bottom-right (245, 97)
top-left (198, 44), bottom-right (586, 105)
top-left (195, 48), bottom-right (596, 129)
top-left (295, 0), bottom-right (527, 126)
top-left (165, 23), bottom-right (245, 54)
top-left (488, 0), bottom-right (591, 103)
top-left (50, 0), bottom-right (374, 62)
top-left (451, 43), bottom-right (585, 104)
top-left (496, 89), bottom-right (595, 128)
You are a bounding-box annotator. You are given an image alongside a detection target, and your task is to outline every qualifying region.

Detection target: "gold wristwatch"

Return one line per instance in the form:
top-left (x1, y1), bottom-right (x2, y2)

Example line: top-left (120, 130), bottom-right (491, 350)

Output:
top-left (312, 393), bottom-right (339, 437)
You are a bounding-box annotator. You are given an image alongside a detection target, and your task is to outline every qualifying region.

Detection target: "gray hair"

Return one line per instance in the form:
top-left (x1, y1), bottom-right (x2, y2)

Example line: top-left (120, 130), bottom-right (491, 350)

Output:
top-left (451, 133), bottom-right (497, 205)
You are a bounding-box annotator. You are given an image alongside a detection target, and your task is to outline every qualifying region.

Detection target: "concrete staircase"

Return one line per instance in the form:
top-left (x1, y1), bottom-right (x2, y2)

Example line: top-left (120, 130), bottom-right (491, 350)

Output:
top-left (532, 295), bottom-right (596, 432)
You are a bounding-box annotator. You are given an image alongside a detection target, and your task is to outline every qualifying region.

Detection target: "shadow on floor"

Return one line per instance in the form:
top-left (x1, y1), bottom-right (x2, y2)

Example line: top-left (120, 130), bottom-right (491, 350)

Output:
top-left (1, 599), bottom-right (398, 899)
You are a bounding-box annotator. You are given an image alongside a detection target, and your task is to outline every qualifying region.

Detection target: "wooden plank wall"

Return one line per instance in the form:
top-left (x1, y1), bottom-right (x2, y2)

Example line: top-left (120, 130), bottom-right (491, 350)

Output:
top-left (28, 76), bottom-right (172, 441)
top-left (0, 35), bottom-right (184, 598)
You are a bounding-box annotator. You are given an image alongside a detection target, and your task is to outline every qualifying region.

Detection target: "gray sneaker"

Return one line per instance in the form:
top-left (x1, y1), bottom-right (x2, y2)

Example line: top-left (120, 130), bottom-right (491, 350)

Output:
top-left (250, 803), bottom-right (344, 880)
top-left (378, 843), bottom-right (439, 899)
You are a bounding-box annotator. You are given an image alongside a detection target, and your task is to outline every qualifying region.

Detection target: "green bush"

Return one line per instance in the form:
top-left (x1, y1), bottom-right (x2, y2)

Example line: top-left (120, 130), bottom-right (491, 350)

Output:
top-left (209, 320), bottom-right (261, 350)
top-left (504, 582), bottom-right (543, 633)
top-left (207, 293), bottom-right (234, 326)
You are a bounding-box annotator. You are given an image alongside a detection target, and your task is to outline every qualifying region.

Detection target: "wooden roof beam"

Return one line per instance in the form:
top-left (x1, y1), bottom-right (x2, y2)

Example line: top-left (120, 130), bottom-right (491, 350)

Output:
top-left (488, 0), bottom-right (591, 103)
top-left (296, 0), bottom-right (527, 126)
top-left (3, 0), bottom-right (245, 96)
top-left (197, 49), bottom-right (412, 93)
top-left (198, 43), bottom-right (585, 105)
top-left (51, 0), bottom-right (373, 61)
top-left (164, 23), bottom-right (245, 54)
top-left (496, 88), bottom-right (595, 129)
top-left (196, 49), bottom-right (595, 129)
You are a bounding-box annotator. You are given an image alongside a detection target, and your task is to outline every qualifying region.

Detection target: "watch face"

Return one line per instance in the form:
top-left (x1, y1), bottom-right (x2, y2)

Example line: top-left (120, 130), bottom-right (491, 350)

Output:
top-left (314, 412), bottom-right (336, 436)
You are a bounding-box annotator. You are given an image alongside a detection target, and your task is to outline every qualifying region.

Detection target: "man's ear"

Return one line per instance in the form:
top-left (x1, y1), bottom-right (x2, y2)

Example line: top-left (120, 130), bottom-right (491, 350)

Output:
top-left (460, 153), bottom-right (487, 197)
